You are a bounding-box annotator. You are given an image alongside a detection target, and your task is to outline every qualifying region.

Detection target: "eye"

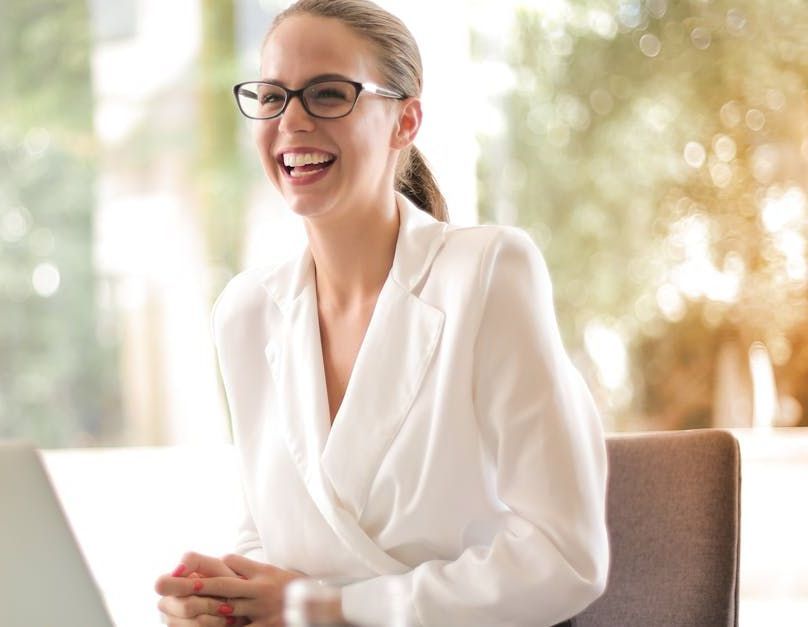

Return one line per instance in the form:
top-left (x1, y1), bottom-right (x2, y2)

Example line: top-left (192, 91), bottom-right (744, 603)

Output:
top-left (312, 87), bottom-right (349, 101)
top-left (260, 92), bottom-right (283, 104)
top-left (307, 82), bottom-right (353, 104)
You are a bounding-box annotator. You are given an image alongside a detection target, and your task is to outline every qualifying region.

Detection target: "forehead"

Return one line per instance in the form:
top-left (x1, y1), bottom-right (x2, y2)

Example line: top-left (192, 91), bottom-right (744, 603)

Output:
top-left (261, 14), bottom-right (380, 86)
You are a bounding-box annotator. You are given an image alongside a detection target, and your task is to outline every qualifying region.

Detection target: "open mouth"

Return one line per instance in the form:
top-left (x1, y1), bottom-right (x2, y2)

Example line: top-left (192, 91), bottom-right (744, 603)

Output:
top-left (278, 150), bottom-right (337, 180)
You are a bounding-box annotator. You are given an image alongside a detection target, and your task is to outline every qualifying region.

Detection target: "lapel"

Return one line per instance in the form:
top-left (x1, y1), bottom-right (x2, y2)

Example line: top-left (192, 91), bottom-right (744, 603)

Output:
top-left (262, 193), bottom-right (447, 572)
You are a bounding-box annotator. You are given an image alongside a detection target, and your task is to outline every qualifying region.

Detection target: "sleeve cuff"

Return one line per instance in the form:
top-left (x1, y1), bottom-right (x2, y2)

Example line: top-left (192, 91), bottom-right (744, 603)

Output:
top-left (341, 574), bottom-right (418, 627)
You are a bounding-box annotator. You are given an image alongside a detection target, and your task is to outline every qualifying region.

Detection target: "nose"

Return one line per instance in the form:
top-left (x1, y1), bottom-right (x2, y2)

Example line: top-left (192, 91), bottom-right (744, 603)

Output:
top-left (278, 94), bottom-right (316, 133)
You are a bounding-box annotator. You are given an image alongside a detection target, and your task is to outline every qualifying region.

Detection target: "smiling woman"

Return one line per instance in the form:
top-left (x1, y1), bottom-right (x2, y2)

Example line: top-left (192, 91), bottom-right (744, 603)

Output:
top-left (154, 1), bottom-right (609, 626)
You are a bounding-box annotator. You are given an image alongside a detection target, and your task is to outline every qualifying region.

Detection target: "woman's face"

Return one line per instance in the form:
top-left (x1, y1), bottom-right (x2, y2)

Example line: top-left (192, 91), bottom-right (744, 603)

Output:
top-left (256, 14), bottom-right (405, 221)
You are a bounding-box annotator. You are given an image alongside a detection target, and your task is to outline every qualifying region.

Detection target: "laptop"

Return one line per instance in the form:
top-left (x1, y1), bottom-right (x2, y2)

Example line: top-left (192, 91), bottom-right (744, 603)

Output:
top-left (0, 442), bottom-right (116, 626)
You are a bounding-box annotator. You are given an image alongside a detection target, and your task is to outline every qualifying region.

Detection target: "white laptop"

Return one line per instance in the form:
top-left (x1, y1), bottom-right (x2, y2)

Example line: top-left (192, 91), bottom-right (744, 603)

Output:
top-left (0, 442), bottom-right (116, 626)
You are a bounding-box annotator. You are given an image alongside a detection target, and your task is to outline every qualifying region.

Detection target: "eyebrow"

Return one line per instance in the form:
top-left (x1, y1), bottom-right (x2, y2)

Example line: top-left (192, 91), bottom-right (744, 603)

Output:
top-left (258, 73), bottom-right (353, 86)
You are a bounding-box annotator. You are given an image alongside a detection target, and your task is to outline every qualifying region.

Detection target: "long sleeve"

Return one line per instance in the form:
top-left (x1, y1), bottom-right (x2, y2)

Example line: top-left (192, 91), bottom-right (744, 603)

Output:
top-left (211, 283), bottom-right (266, 564)
top-left (233, 482), bottom-right (265, 562)
top-left (341, 228), bottom-right (609, 626)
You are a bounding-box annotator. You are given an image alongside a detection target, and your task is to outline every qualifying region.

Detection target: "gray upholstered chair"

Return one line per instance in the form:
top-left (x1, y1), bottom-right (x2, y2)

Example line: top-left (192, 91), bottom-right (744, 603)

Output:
top-left (559, 429), bottom-right (741, 627)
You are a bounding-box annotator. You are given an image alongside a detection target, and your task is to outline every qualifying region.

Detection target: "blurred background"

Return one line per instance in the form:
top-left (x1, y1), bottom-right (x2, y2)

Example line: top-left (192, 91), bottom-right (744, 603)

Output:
top-left (1, 0), bottom-right (807, 624)
top-left (3, 0), bottom-right (808, 447)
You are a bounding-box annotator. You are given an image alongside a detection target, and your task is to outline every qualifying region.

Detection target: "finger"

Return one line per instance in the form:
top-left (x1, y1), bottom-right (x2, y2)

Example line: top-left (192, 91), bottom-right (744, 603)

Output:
top-left (221, 553), bottom-right (274, 578)
top-left (156, 572), bottom-right (237, 598)
top-left (156, 568), bottom-right (191, 599)
top-left (183, 597), bottom-right (249, 625)
top-left (178, 551), bottom-right (240, 578)
top-left (158, 594), bottom-right (235, 619)
top-left (157, 554), bottom-right (240, 595)
top-left (156, 573), bottom-right (197, 597)
top-left (217, 597), bottom-right (267, 621)
top-left (167, 616), bottom-right (237, 627)
top-left (159, 590), bottom-right (265, 622)
top-left (162, 614), bottom-right (232, 627)
top-left (157, 572), bottom-right (227, 597)
top-left (179, 574), bottom-right (254, 600)
top-left (170, 563), bottom-right (191, 578)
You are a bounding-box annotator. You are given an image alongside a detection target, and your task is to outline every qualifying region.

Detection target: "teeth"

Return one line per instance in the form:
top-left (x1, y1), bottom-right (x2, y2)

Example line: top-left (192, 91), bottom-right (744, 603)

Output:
top-left (283, 151), bottom-right (334, 167)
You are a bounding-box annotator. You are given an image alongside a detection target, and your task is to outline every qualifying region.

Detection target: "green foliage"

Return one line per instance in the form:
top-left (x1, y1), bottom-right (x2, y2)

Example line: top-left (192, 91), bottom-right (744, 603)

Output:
top-left (198, 0), bottom-right (249, 294)
top-left (0, 0), bottom-right (121, 446)
top-left (478, 0), bottom-right (808, 427)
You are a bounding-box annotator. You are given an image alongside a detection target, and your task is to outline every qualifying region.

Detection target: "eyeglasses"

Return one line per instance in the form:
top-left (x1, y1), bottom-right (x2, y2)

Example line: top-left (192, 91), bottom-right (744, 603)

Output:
top-left (233, 78), bottom-right (405, 120)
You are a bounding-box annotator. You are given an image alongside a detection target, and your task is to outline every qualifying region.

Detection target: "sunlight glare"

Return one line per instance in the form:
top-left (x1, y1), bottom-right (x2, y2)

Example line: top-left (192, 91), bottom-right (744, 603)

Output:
top-left (749, 341), bottom-right (778, 429)
top-left (584, 321), bottom-right (628, 391)
top-left (761, 187), bottom-right (806, 233)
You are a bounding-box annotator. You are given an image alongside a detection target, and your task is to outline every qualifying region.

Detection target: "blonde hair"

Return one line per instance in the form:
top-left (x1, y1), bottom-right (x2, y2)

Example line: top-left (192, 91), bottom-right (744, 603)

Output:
top-left (265, 0), bottom-right (449, 222)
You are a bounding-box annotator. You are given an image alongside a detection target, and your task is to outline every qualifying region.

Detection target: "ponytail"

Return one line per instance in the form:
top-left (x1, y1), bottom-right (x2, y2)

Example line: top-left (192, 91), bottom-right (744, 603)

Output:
top-left (396, 146), bottom-right (449, 222)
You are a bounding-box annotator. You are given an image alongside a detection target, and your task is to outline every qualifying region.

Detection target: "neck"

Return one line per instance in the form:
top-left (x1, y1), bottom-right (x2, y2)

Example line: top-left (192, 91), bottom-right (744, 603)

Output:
top-left (304, 193), bottom-right (400, 312)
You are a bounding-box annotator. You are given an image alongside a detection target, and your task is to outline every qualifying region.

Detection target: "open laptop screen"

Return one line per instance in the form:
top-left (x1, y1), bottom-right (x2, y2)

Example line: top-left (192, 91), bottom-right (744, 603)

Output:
top-left (0, 442), bottom-right (115, 627)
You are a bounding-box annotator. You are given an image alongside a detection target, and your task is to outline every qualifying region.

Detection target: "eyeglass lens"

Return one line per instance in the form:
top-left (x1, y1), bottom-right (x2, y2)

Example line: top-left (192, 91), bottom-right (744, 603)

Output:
top-left (236, 81), bottom-right (359, 119)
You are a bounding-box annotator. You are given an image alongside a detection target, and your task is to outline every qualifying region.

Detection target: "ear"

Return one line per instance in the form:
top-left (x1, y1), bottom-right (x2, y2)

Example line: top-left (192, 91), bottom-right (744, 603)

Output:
top-left (390, 97), bottom-right (422, 150)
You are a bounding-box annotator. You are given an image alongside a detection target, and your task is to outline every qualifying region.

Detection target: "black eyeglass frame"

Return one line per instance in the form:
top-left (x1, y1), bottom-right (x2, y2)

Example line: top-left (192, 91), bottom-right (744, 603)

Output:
top-left (232, 78), bottom-right (406, 120)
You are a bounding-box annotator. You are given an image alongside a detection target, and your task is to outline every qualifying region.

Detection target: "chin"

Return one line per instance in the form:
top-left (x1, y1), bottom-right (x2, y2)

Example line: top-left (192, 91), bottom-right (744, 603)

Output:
top-left (283, 193), bottom-right (337, 220)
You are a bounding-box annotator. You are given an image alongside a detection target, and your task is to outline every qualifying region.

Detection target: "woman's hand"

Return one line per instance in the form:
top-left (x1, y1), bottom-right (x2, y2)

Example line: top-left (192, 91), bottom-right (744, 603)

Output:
top-left (155, 552), bottom-right (249, 626)
top-left (155, 552), bottom-right (304, 627)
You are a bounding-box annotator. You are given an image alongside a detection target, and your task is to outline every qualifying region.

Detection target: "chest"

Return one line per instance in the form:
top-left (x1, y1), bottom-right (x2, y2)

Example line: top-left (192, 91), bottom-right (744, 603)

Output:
top-left (318, 304), bottom-right (376, 423)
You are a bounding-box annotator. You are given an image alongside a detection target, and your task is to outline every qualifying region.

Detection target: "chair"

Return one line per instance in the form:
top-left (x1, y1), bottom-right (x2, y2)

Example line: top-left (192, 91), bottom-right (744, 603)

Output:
top-left (561, 429), bottom-right (741, 627)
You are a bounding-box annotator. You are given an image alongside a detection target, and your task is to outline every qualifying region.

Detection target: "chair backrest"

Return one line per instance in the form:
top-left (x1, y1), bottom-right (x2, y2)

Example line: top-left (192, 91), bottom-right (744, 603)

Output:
top-left (570, 429), bottom-right (741, 627)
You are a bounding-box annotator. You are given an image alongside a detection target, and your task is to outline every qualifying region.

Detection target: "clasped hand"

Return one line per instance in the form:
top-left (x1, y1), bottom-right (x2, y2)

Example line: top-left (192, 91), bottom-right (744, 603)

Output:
top-left (154, 551), bottom-right (303, 627)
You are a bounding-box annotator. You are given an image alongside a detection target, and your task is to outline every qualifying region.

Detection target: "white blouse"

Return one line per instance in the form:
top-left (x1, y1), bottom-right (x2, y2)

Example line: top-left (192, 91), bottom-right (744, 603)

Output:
top-left (212, 193), bottom-right (609, 626)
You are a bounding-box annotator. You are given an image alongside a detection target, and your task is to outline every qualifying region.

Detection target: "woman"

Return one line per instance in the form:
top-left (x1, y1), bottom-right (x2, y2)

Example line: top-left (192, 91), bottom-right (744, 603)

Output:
top-left (155, 1), bottom-right (609, 625)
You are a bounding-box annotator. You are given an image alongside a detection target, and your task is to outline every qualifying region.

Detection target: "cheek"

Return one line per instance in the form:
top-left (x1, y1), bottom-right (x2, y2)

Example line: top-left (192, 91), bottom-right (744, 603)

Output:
top-left (253, 121), bottom-right (274, 152)
top-left (342, 115), bottom-right (394, 171)
top-left (253, 123), bottom-right (280, 176)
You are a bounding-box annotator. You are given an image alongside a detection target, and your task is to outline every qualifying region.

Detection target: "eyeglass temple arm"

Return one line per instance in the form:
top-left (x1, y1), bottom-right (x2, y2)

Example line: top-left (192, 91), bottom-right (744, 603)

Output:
top-left (363, 82), bottom-right (405, 99)
top-left (236, 86), bottom-right (259, 101)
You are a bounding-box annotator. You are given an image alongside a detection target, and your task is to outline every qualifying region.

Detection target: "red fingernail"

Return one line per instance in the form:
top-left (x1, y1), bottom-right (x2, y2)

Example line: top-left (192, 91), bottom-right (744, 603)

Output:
top-left (192, 579), bottom-right (203, 592)
top-left (226, 618), bottom-right (236, 626)
top-left (171, 564), bottom-right (187, 577)
top-left (218, 603), bottom-right (234, 615)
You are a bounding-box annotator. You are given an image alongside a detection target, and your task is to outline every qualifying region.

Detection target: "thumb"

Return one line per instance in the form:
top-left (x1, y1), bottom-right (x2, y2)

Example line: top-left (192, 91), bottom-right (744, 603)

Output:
top-left (221, 553), bottom-right (269, 578)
